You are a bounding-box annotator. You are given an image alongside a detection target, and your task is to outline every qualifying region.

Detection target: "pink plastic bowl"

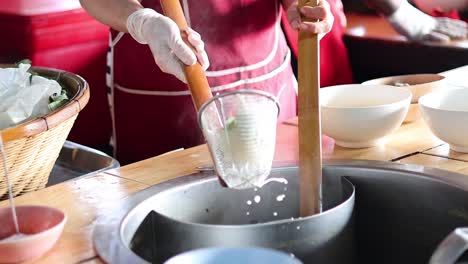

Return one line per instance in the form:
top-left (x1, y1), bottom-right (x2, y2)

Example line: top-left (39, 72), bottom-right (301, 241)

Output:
top-left (0, 206), bottom-right (66, 263)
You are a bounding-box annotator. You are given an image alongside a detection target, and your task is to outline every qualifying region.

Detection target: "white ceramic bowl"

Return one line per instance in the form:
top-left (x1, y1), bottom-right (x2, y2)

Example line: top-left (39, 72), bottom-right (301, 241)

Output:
top-left (321, 84), bottom-right (412, 148)
top-left (363, 74), bottom-right (445, 123)
top-left (362, 73), bottom-right (445, 103)
top-left (419, 88), bottom-right (468, 153)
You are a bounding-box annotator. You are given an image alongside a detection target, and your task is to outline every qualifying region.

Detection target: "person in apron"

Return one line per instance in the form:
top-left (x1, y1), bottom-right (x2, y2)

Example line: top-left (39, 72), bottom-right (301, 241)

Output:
top-left (79, 0), bottom-right (335, 165)
top-left (80, 0), bottom-right (465, 165)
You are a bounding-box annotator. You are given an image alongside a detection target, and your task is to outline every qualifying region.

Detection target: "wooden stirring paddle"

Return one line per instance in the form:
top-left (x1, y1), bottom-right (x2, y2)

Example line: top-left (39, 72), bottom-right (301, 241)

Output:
top-left (160, 0), bottom-right (212, 111)
top-left (298, 0), bottom-right (322, 216)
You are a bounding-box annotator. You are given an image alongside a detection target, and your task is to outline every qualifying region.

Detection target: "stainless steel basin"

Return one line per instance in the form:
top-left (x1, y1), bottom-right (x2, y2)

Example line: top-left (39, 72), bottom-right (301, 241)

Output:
top-left (93, 160), bottom-right (468, 264)
top-left (47, 141), bottom-right (119, 186)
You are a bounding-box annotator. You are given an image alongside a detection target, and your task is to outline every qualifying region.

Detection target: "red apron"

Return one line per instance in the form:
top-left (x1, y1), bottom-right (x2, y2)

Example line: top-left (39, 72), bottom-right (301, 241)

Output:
top-left (281, 0), bottom-right (354, 87)
top-left (108, 0), bottom-right (297, 165)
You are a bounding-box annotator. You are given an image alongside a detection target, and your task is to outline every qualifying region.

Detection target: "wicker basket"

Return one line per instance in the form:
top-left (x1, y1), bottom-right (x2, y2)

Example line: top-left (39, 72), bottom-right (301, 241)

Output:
top-left (0, 66), bottom-right (90, 200)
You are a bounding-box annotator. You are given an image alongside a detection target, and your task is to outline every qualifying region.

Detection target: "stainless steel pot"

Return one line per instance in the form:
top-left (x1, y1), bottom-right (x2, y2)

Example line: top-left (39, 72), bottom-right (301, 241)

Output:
top-left (430, 228), bottom-right (468, 264)
top-left (130, 169), bottom-right (355, 263)
top-left (93, 160), bottom-right (468, 264)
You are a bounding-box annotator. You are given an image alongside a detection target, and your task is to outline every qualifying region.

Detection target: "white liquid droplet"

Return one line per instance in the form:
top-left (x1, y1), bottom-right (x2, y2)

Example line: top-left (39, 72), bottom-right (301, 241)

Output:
top-left (290, 253), bottom-right (296, 258)
top-left (246, 212), bottom-right (250, 216)
top-left (296, 226), bottom-right (301, 230)
top-left (254, 188), bottom-right (258, 192)
top-left (290, 217), bottom-right (295, 221)
top-left (273, 212), bottom-right (278, 216)
top-left (254, 195), bottom-right (261, 203)
top-left (276, 194), bottom-right (286, 202)
top-left (246, 200), bottom-right (252, 205)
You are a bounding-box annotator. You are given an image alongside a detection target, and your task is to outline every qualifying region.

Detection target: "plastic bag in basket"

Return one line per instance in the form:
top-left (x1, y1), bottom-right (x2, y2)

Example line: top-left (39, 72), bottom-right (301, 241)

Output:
top-left (0, 64), bottom-right (62, 130)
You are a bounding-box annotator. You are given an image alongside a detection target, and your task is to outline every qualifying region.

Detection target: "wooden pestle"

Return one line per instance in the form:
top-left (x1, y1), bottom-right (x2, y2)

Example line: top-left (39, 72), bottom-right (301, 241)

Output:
top-left (298, 0), bottom-right (322, 216)
top-left (160, 0), bottom-right (212, 111)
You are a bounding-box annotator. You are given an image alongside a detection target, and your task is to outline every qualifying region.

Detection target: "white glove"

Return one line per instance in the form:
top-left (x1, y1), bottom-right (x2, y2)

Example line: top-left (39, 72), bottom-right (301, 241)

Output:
top-left (387, 0), bottom-right (467, 42)
top-left (127, 8), bottom-right (209, 83)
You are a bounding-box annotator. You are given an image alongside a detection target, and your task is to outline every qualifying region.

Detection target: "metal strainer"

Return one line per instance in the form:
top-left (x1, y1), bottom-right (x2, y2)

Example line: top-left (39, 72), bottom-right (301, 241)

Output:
top-left (198, 89), bottom-right (280, 189)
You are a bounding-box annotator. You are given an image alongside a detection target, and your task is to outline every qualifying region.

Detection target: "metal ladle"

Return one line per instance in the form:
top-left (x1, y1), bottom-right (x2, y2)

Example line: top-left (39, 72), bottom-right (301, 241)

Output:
top-left (160, 0), bottom-right (281, 189)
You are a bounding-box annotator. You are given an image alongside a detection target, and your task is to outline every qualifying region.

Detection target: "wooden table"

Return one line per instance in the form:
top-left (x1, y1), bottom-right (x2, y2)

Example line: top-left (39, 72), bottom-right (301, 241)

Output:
top-left (1, 67), bottom-right (467, 263)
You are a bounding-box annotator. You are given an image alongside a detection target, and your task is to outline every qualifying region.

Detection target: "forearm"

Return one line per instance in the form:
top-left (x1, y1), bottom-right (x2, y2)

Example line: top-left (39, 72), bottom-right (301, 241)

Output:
top-left (79, 0), bottom-right (143, 32)
top-left (363, 0), bottom-right (403, 16)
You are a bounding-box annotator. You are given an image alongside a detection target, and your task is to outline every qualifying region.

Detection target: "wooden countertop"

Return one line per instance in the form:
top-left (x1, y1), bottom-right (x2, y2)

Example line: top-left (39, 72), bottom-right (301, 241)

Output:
top-left (1, 68), bottom-right (467, 264)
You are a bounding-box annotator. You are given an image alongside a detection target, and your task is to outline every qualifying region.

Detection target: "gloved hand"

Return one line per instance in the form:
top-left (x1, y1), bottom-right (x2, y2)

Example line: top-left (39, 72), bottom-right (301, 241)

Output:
top-left (286, 0), bottom-right (334, 39)
top-left (126, 8), bottom-right (209, 83)
top-left (387, 0), bottom-right (467, 42)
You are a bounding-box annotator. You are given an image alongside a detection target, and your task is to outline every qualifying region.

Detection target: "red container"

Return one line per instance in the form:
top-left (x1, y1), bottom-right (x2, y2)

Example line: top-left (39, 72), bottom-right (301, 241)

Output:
top-left (0, 0), bottom-right (112, 151)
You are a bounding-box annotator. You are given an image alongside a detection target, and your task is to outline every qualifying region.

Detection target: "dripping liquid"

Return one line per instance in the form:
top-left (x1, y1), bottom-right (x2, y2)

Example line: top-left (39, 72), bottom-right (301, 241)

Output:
top-left (0, 134), bottom-right (21, 240)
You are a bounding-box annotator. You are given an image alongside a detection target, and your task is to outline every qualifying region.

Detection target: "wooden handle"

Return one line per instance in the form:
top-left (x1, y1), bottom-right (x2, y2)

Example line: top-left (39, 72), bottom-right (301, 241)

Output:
top-left (298, 0), bottom-right (322, 216)
top-left (160, 0), bottom-right (212, 111)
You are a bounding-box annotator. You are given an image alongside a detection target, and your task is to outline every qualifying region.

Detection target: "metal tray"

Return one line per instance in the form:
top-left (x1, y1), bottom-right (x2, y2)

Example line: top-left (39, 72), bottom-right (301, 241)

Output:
top-left (47, 141), bottom-right (120, 186)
